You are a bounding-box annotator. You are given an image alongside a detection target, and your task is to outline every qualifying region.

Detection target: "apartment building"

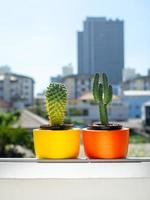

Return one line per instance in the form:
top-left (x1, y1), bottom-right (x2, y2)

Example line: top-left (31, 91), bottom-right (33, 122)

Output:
top-left (0, 68), bottom-right (34, 108)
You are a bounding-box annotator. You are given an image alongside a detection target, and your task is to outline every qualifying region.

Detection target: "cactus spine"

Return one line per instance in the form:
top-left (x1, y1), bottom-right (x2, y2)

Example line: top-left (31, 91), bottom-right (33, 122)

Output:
top-left (45, 83), bottom-right (67, 126)
top-left (93, 73), bottom-right (113, 125)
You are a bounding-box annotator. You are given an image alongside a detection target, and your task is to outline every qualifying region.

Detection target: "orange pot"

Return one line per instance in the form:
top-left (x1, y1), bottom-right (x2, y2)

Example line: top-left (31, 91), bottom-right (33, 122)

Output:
top-left (82, 128), bottom-right (129, 159)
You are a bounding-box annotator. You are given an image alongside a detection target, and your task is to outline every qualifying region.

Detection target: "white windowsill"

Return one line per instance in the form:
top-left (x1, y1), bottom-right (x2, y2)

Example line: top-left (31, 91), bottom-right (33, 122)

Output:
top-left (0, 158), bottom-right (150, 179)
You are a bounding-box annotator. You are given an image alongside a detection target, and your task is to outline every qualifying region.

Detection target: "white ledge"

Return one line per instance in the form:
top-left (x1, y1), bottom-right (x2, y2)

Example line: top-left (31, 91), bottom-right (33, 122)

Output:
top-left (0, 158), bottom-right (150, 179)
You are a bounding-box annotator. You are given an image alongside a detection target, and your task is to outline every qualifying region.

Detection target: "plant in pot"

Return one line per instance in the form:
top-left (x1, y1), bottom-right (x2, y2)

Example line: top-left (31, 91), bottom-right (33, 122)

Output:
top-left (82, 73), bottom-right (129, 159)
top-left (33, 83), bottom-right (80, 159)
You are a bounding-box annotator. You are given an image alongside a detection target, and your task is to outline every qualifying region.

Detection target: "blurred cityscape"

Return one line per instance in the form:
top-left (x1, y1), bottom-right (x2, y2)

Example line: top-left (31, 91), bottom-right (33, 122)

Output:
top-left (1, 17), bottom-right (150, 157)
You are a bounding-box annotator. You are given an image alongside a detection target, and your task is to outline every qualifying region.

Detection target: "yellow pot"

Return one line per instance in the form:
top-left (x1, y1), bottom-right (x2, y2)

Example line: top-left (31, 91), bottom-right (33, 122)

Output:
top-left (33, 128), bottom-right (80, 159)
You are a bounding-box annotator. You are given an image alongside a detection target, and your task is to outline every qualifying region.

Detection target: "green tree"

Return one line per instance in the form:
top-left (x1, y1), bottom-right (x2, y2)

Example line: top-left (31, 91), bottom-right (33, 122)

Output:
top-left (0, 111), bottom-right (33, 157)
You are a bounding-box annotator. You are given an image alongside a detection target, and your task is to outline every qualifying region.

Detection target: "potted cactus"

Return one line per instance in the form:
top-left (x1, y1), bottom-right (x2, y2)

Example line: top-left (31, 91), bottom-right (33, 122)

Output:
top-left (33, 83), bottom-right (80, 159)
top-left (82, 73), bottom-right (129, 159)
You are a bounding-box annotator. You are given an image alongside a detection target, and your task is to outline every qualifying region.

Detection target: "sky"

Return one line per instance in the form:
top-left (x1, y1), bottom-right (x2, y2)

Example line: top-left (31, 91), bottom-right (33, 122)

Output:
top-left (0, 0), bottom-right (150, 94)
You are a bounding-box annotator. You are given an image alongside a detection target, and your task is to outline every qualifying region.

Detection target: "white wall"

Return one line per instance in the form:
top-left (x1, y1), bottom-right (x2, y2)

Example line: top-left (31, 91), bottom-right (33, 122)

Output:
top-left (0, 179), bottom-right (150, 200)
top-left (1, 159), bottom-right (150, 200)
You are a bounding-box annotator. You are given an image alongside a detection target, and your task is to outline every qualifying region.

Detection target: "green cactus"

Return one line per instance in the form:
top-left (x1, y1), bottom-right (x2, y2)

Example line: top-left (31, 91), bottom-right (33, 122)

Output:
top-left (93, 73), bottom-right (113, 125)
top-left (45, 83), bottom-right (67, 126)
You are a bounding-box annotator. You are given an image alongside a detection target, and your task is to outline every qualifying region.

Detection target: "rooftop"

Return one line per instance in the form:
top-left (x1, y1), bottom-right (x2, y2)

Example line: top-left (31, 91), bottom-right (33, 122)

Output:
top-left (123, 75), bottom-right (150, 83)
top-left (143, 101), bottom-right (150, 106)
top-left (124, 90), bottom-right (150, 96)
top-left (19, 109), bottom-right (48, 129)
top-left (0, 72), bottom-right (34, 82)
top-left (79, 92), bottom-right (119, 101)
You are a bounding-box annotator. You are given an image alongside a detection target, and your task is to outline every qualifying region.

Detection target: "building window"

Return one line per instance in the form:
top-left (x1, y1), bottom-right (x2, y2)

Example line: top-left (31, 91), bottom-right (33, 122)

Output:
top-left (146, 107), bottom-right (150, 117)
top-left (129, 105), bottom-right (132, 109)
top-left (136, 105), bottom-right (140, 109)
top-left (25, 86), bottom-right (29, 89)
top-left (83, 109), bottom-right (88, 116)
top-left (81, 80), bottom-right (85, 84)
top-left (24, 79), bottom-right (29, 83)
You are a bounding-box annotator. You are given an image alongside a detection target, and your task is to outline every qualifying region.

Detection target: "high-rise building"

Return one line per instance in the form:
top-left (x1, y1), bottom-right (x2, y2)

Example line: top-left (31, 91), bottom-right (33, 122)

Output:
top-left (77, 17), bottom-right (124, 84)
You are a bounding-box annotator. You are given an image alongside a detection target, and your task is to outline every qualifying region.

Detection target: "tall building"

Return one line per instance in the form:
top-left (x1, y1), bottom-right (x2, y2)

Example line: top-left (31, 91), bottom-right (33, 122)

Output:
top-left (78, 17), bottom-right (124, 84)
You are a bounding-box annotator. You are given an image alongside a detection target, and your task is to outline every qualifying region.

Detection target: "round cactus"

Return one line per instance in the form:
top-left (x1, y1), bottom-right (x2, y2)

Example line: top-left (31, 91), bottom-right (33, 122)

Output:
top-left (45, 83), bottom-right (67, 126)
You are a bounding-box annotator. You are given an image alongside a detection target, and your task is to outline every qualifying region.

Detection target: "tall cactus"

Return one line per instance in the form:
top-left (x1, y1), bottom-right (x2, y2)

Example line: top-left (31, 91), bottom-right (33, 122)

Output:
top-left (93, 73), bottom-right (113, 125)
top-left (45, 83), bottom-right (67, 126)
